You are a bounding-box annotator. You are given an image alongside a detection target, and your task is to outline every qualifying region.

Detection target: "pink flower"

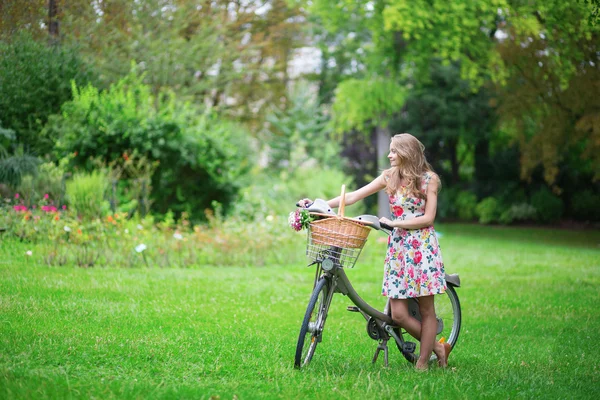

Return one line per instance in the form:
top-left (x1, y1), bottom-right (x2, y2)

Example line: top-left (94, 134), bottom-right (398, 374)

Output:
top-left (13, 205), bottom-right (27, 212)
top-left (62, 205), bottom-right (67, 210)
top-left (411, 239), bottom-right (420, 249)
top-left (14, 193), bottom-right (19, 199)
top-left (44, 194), bottom-right (49, 200)
top-left (41, 205), bottom-right (57, 213)
top-left (414, 251), bottom-right (423, 264)
top-left (392, 206), bottom-right (404, 217)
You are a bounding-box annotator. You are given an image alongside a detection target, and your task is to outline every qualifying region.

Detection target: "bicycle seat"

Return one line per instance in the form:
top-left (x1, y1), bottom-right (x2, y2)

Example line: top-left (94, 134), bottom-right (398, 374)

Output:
top-left (306, 199), bottom-right (336, 215)
top-left (354, 215), bottom-right (383, 230)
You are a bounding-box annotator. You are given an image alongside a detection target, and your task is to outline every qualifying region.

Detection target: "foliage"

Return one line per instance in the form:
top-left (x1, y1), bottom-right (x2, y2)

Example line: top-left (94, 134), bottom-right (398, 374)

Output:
top-left (0, 143), bottom-right (40, 189)
top-left (530, 187), bottom-right (564, 223)
top-left (455, 191), bottom-right (478, 221)
top-left (0, 202), bottom-right (304, 268)
top-left (331, 78), bottom-right (406, 134)
top-left (0, 32), bottom-right (96, 155)
top-left (65, 171), bottom-right (109, 221)
top-left (263, 81), bottom-right (340, 172)
top-left (498, 202), bottom-right (538, 225)
top-left (57, 0), bottom-right (305, 131)
top-left (437, 187), bottom-right (459, 220)
top-left (383, 0), bottom-right (598, 87)
top-left (232, 167), bottom-right (365, 222)
top-left (394, 62), bottom-right (496, 186)
top-left (571, 190), bottom-right (600, 222)
top-left (383, 0), bottom-right (600, 185)
top-left (11, 160), bottom-right (68, 207)
top-left (45, 70), bottom-right (254, 220)
top-left (475, 197), bottom-right (500, 224)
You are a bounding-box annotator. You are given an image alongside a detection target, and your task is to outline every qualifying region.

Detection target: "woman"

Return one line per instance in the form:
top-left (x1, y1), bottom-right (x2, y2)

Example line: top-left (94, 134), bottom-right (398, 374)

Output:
top-left (298, 133), bottom-right (451, 370)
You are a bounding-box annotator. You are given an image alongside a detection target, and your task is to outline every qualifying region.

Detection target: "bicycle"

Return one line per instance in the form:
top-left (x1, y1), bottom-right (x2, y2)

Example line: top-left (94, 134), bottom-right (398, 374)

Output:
top-left (294, 191), bottom-right (462, 369)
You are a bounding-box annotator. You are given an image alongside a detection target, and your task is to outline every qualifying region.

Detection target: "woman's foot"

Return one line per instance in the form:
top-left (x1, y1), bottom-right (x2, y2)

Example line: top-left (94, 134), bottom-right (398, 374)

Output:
top-left (415, 360), bottom-right (429, 371)
top-left (435, 341), bottom-right (452, 368)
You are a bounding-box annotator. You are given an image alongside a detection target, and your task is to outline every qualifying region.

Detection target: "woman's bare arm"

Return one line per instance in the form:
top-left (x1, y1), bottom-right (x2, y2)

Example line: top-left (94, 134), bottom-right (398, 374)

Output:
top-left (327, 174), bottom-right (386, 208)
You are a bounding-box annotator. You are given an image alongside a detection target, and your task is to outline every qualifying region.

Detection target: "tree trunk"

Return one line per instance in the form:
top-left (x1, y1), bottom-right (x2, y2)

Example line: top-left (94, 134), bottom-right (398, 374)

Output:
top-left (49, 0), bottom-right (59, 37)
top-left (448, 137), bottom-right (460, 184)
top-left (376, 125), bottom-right (391, 218)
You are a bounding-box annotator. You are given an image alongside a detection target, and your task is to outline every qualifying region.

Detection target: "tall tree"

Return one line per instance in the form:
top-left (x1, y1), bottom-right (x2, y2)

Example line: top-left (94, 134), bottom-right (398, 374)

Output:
top-left (57, 0), bottom-right (306, 131)
top-left (307, 0), bottom-right (407, 216)
top-left (382, 0), bottom-right (600, 185)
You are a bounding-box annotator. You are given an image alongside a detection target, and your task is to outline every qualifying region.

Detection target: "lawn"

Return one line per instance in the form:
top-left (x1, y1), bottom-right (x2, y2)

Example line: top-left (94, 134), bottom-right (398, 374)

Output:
top-left (1, 224), bottom-right (599, 399)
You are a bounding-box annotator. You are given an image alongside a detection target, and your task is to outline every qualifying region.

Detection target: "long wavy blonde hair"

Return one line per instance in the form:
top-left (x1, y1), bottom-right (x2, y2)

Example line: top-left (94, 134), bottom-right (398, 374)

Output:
top-left (384, 133), bottom-right (437, 199)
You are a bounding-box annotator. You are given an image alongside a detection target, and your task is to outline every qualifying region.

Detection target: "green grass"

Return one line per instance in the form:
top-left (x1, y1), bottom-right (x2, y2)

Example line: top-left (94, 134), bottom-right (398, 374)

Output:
top-left (1, 224), bottom-right (599, 399)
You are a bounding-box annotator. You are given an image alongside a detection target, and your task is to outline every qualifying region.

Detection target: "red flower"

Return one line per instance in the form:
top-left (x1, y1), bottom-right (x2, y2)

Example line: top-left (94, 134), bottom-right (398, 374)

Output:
top-left (411, 239), bottom-right (420, 249)
top-left (392, 206), bottom-right (404, 217)
top-left (414, 251), bottom-right (422, 264)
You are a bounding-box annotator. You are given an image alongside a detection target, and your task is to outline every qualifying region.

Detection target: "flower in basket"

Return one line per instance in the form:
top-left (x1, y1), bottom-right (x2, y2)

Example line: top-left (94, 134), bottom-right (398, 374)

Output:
top-left (288, 208), bottom-right (314, 231)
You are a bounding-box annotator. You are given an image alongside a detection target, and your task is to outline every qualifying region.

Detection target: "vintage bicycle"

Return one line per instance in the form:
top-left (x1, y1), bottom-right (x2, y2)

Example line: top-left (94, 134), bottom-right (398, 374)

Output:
top-left (294, 188), bottom-right (462, 369)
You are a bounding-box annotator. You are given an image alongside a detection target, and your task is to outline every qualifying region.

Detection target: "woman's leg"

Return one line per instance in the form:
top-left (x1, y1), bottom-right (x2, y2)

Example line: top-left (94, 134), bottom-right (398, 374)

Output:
top-left (390, 296), bottom-right (446, 369)
top-left (415, 295), bottom-right (439, 369)
top-left (390, 298), bottom-right (422, 339)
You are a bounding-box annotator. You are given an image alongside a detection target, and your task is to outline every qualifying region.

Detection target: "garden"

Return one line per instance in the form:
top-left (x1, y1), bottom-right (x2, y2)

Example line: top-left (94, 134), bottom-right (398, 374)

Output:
top-left (1, 1), bottom-right (600, 399)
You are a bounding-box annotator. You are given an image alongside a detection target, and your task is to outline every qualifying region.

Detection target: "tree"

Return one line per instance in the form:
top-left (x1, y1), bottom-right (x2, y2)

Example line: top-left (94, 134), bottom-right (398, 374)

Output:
top-left (307, 0), bottom-right (408, 215)
top-left (396, 62), bottom-right (496, 192)
top-left (382, 0), bottom-right (600, 185)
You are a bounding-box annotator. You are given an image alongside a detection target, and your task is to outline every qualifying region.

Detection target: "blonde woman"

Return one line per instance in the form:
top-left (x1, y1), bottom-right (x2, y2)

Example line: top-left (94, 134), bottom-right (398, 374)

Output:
top-left (298, 133), bottom-right (451, 370)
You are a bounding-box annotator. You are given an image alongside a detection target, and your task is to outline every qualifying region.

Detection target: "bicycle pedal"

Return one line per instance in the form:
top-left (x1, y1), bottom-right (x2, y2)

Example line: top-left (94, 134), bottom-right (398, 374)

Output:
top-left (346, 306), bottom-right (360, 312)
top-left (402, 342), bottom-right (417, 353)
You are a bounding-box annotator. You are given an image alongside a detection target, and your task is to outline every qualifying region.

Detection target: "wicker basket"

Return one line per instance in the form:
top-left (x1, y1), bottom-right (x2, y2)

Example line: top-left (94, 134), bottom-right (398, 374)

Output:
top-left (309, 217), bottom-right (370, 249)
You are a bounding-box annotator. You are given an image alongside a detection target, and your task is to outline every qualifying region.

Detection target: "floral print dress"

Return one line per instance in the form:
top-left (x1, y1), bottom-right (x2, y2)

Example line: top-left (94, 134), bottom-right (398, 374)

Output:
top-left (382, 172), bottom-right (447, 299)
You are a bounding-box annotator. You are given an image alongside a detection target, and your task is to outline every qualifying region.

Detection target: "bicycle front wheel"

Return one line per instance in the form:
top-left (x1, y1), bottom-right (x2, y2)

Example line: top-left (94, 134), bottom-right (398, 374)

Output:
top-left (294, 277), bottom-right (331, 369)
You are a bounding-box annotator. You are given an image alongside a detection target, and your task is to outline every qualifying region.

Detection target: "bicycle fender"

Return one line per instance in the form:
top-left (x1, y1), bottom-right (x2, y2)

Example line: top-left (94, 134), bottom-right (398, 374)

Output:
top-left (445, 273), bottom-right (460, 288)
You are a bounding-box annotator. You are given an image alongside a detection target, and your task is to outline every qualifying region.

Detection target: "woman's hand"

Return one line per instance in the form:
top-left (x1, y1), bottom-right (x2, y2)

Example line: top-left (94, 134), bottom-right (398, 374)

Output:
top-left (296, 198), bottom-right (313, 208)
top-left (379, 217), bottom-right (396, 228)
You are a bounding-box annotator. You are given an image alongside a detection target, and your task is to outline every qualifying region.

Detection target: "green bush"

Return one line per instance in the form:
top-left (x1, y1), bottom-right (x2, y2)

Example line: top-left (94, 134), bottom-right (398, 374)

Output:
top-left (455, 191), bottom-right (478, 220)
top-left (531, 187), bottom-right (563, 223)
top-left (66, 171), bottom-right (108, 220)
top-left (475, 197), bottom-right (500, 224)
top-left (45, 70), bottom-right (254, 220)
top-left (14, 161), bottom-right (67, 207)
top-left (571, 190), bottom-right (600, 222)
top-left (0, 32), bottom-right (95, 155)
top-left (437, 187), bottom-right (459, 219)
top-left (499, 203), bottom-right (538, 225)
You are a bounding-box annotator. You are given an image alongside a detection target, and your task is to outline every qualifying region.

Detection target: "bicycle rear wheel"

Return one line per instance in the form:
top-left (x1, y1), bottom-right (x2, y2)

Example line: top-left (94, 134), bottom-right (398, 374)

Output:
top-left (294, 277), bottom-right (331, 369)
top-left (395, 285), bottom-right (462, 364)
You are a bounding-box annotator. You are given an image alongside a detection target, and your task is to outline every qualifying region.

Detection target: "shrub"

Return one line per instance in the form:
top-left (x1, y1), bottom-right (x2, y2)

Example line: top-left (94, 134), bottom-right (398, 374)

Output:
top-left (13, 161), bottom-right (67, 207)
top-left (571, 190), bottom-right (600, 222)
top-left (455, 191), bottom-right (478, 220)
top-left (45, 70), bottom-right (254, 220)
top-left (437, 187), bottom-right (460, 219)
top-left (66, 171), bottom-right (108, 220)
top-left (530, 187), bottom-right (563, 223)
top-left (499, 203), bottom-right (538, 225)
top-left (475, 197), bottom-right (500, 224)
top-left (0, 32), bottom-right (95, 155)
